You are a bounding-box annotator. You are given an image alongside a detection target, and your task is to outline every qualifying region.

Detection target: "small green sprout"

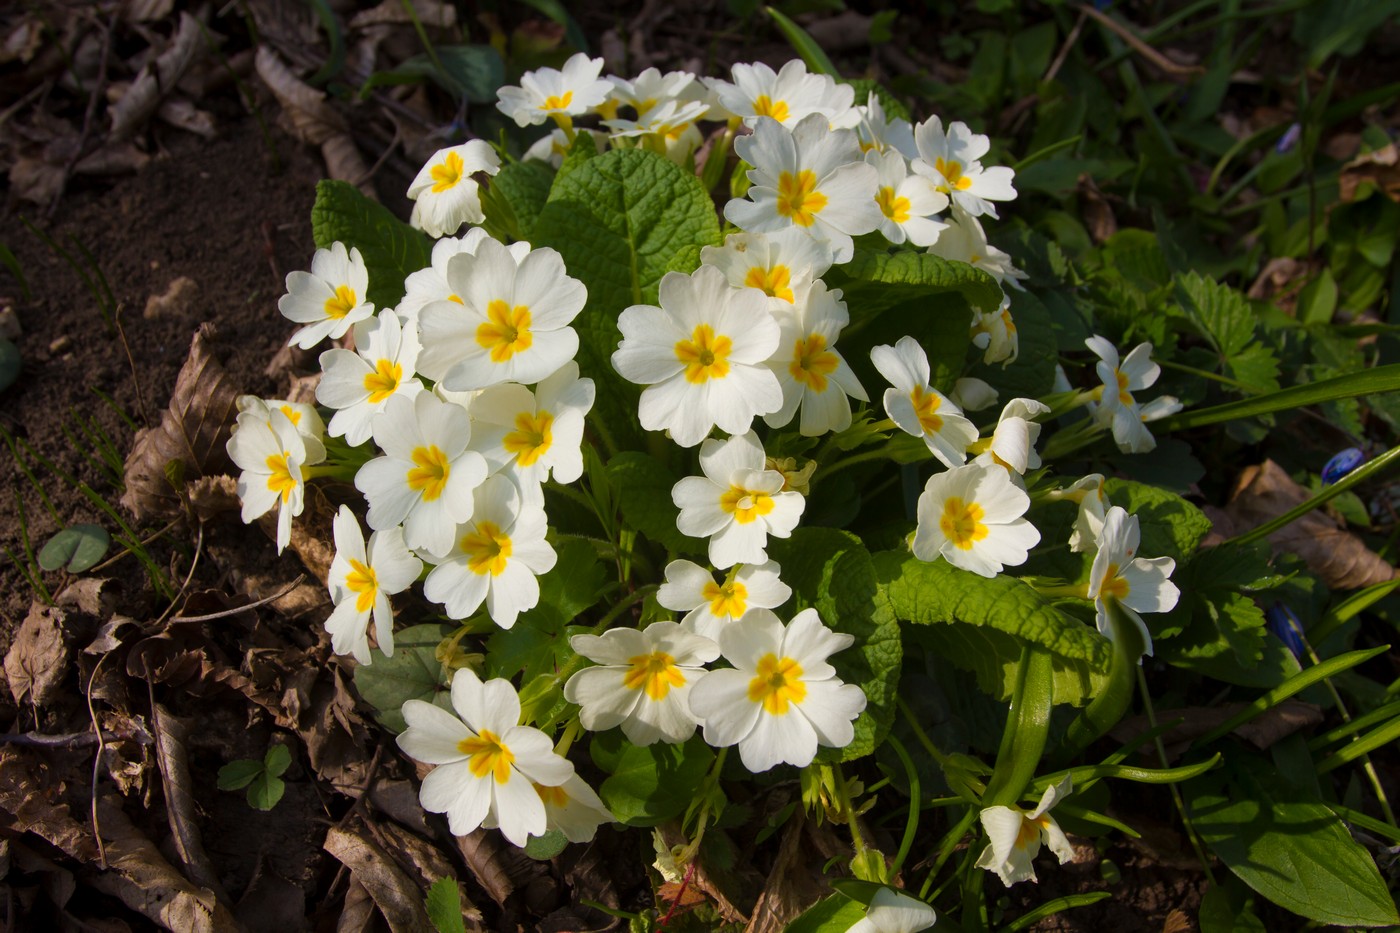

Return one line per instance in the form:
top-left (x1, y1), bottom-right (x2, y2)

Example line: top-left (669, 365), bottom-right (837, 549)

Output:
top-left (217, 744), bottom-right (292, 811)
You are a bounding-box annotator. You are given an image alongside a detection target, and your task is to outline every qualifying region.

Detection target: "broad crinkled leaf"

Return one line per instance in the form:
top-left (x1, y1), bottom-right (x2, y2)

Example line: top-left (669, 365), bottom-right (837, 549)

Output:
top-left (485, 538), bottom-right (608, 682)
top-left (1175, 271), bottom-right (1280, 391)
top-left (598, 735), bottom-right (714, 826)
top-left (1104, 478), bottom-right (1213, 564)
top-left (480, 159), bottom-right (554, 244)
top-left (604, 452), bottom-right (704, 556)
top-left (825, 249), bottom-right (1003, 319)
top-left (310, 179), bottom-right (432, 309)
top-left (976, 289), bottom-right (1058, 399)
top-left (353, 622), bottom-right (455, 733)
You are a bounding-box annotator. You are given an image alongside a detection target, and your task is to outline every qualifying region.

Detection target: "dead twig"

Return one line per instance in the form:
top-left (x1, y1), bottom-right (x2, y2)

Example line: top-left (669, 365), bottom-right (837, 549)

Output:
top-left (1078, 3), bottom-right (1205, 81)
top-left (49, 11), bottom-right (118, 220)
top-left (169, 574), bottom-right (308, 622)
top-left (0, 730), bottom-right (143, 748)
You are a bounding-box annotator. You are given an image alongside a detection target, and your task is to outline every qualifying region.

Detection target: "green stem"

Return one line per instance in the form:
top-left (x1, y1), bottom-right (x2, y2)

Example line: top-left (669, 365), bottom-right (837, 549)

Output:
top-left (1137, 668), bottom-right (1217, 882)
top-left (1061, 599), bottom-right (1145, 757)
top-left (885, 734), bottom-right (920, 877)
top-left (983, 646), bottom-right (1054, 808)
top-left (830, 764), bottom-right (867, 857)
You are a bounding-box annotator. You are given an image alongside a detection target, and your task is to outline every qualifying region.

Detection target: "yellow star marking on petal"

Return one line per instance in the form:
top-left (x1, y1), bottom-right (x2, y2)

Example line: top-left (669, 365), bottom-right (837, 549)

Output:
top-left (323, 284), bottom-right (358, 320)
top-left (674, 323), bottom-right (733, 384)
top-left (278, 405), bottom-right (302, 427)
top-left (747, 653), bottom-right (806, 715)
top-left (536, 783), bottom-right (569, 807)
top-left (789, 333), bottom-right (840, 392)
top-left (458, 729), bottom-right (515, 784)
top-left (703, 578), bottom-right (748, 618)
top-left (720, 486), bottom-right (776, 525)
top-left (363, 359), bottom-right (402, 404)
top-left (542, 91), bottom-right (574, 111)
top-left (430, 150), bottom-right (464, 193)
top-left (345, 558), bottom-right (379, 613)
top-left (477, 299), bottom-right (533, 363)
top-left (910, 386), bottom-right (944, 435)
top-left (940, 496), bottom-right (989, 550)
top-left (934, 157), bottom-right (974, 192)
top-left (744, 264), bottom-right (794, 302)
top-left (752, 95), bottom-right (790, 123)
top-left (406, 445), bottom-right (450, 501)
top-left (265, 452), bottom-right (298, 503)
top-left (1015, 813), bottom-right (1052, 849)
top-left (461, 520), bottom-right (513, 576)
top-left (622, 651), bottom-right (686, 700)
top-left (1100, 563), bottom-right (1131, 600)
top-left (775, 170), bottom-right (828, 227)
top-left (875, 185), bottom-right (912, 223)
top-left (1114, 370), bottom-right (1133, 406)
top-left (502, 409), bottom-right (555, 467)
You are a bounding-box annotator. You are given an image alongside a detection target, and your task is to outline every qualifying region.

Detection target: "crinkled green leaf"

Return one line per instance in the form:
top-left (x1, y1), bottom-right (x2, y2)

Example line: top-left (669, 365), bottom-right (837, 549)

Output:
top-left (975, 289), bottom-right (1057, 400)
top-left (875, 551), bottom-right (1110, 705)
top-left (1104, 478), bottom-right (1212, 565)
top-left (768, 529), bottom-right (899, 761)
top-left (486, 538), bottom-right (608, 682)
top-left (1158, 543), bottom-right (1282, 682)
top-left (604, 452), bottom-right (703, 556)
top-left (425, 877), bottom-right (467, 933)
top-left (599, 735), bottom-right (714, 826)
top-left (38, 524), bottom-right (109, 573)
top-left (1176, 271), bottom-right (1255, 358)
top-left (353, 622), bottom-right (456, 733)
top-left (843, 292), bottom-right (972, 395)
top-left (310, 180), bottom-right (432, 309)
top-left (523, 829), bottom-right (569, 861)
top-left (843, 79), bottom-right (910, 122)
top-left (481, 159), bottom-right (555, 244)
top-left (826, 249), bottom-right (1003, 320)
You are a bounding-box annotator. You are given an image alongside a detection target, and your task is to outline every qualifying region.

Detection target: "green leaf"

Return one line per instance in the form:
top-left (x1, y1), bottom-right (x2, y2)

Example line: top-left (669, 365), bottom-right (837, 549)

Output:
top-left (523, 829), bottom-right (569, 860)
top-left (38, 524), bottom-right (110, 573)
top-left (1198, 880), bottom-right (1267, 933)
top-left (604, 452), bottom-right (703, 556)
top-left (246, 771), bottom-right (286, 811)
top-left (977, 289), bottom-right (1058, 400)
top-left (353, 623), bottom-right (456, 733)
top-left (1104, 479), bottom-right (1212, 565)
top-left (217, 759), bottom-right (264, 791)
top-left (480, 160), bottom-right (555, 243)
top-left (876, 551), bottom-right (1110, 705)
top-left (825, 250), bottom-right (1003, 319)
top-left (425, 878), bottom-right (467, 933)
top-left (1189, 751), bottom-right (1399, 928)
top-left (768, 529), bottom-right (901, 761)
top-left (1297, 268), bottom-right (1338, 326)
top-left (263, 744), bottom-right (292, 778)
top-left (515, 0), bottom-right (589, 52)
top-left (360, 46), bottom-right (505, 103)
top-left (1159, 363), bottom-right (1400, 431)
top-left (1176, 271), bottom-right (1254, 358)
top-left (782, 893), bottom-right (868, 932)
top-left (487, 538), bottom-right (607, 682)
top-left (843, 79), bottom-right (910, 122)
top-left (599, 735), bottom-right (714, 826)
top-left (765, 6), bottom-right (839, 75)
top-left (310, 180), bottom-right (433, 310)
top-left (0, 337), bottom-right (19, 392)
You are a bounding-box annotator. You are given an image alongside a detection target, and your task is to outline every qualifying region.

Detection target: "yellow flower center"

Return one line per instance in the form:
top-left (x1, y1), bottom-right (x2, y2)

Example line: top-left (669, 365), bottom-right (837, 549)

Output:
top-left (1101, 562), bottom-right (1131, 600)
top-left (789, 333), bottom-right (840, 392)
top-left (265, 452), bottom-right (298, 503)
top-left (622, 651), bottom-right (686, 700)
top-left (675, 323), bottom-right (733, 384)
top-left (279, 404), bottom-right (302, 427)
top-left (462, 520), bottom-right (513, 576)
top-left (323, 284), bottom-right (358, 320)
top-left (703, 579), bottom-right (748, 618)
top-left (536, 783), bottom-right (569, 807)
top-left (345, 558), bottom-right (379, 613)
top-left (744, 264), bottom-right (794, 302)
top-left (1016, 814), bottom-right (1052, 849)
top-left (502, 409), bottom-right (554, 467)
top-left (1001, 308), bottom-right (1017, 333)
top-left (1115, 370), bottom-right (1133, 406)
top-left (363, 359), bottom-right (402, 404)
top-left (910, 386), bottom-right (943, 435)
top-left (430, 150), bottom-right (464, 193)
top-left (940, 496), bottom-right (988, 550)
top-left (934, 157), bottom-right (974, 192)
top-left (720, 485), bottom-right (776, 525)
top-left (775, 170), bottom-right (828, 227)
top-left (752, 95), bottom-right (790, 123)
top-left (747, 653), bottom-right (806, 715)
top-left (406, 444), bottom-right (450, 501)
top-left (875, 185), bottom-right (911, 223)
top-left (477, 299), bottom-right (533, 363)
top-left (542, 91), bottom-right (574, 111)
top-left (458, 729), bottom-right (515, 784)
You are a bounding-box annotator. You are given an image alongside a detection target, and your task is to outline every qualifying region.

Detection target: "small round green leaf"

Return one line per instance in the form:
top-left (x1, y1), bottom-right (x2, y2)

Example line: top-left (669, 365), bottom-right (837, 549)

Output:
top-left (38, 524), bottom-right (110, 573)
top-left (263, 744), bottom-right (292, 777)
top-left (247, 772), bottom-right (286, 811)
top-left (523, 829), bottom-right (568, 861)
top-left (217, 759), bottom-right (265, 792)
top-left (0, 337), bottom-right (19, 392)
top-left (353, 623), bottom-right (456, 733)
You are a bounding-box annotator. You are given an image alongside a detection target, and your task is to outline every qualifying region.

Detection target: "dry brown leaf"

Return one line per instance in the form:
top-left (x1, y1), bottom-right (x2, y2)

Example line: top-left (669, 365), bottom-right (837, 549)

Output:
top-left (156, 98), bottom-right (217, 138)
top-left (254, 46), bottom-right (373, 196)
top-left (0, 747), bottom-right (100, 862)
top-left (454, 829), bottom-right (518, 906)
top-left (349, 0), bottom-right (457, 30)
top-left (1, 14), bottom-right (45, 64)
top-left (121, 323), bottom-right (241, 521)
top-left (144, 275), bottom-right (199, 321)
top-left (109, 13), bottom-right (208, 141)
top-left (9, 156), bottom-right (65, 204)
top-left (187, 474), bottom-right (240, 521)
top-left (658, 824), bottom-right (752, 925)
top-left (337, 879), bottom-right (378, 933)
top-left (122, 0), bottom-right (174, 22)
top-left (1339, 144), bottom-right (1400, 204)
top-left (75, 142), bottom-right (152, 176)
top-left (745, 811), bottom-right (828, 933)
top-left (1110, 699), bottom-right (1322, 761)
top-left (5, 603), bottom-right (75, 707)
top-left (324, 823), bottom-right (433, 933)
top-left (1220, 460), bottom-right (1397, 589)
top-left (1162, 907), bottom-right (1193, 933)
top-left (1078, 174), bottom-right (1117, 244)
top-left (152, 704), bottom-right (229, 901)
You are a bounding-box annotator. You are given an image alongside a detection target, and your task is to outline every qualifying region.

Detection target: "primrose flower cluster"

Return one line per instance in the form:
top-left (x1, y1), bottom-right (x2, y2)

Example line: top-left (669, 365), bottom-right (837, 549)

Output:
top-left (224, 52), bottom-right (1184, 900)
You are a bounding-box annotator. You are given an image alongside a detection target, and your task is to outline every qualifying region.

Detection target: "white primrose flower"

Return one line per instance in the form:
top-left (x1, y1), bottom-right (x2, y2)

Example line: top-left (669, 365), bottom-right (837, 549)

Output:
top-left (496, 52), bottom-right (612, 127)
top-left (397, 229), bottom-right (532, 323)
top-left (422, 475), bottom-right (556, 629)
top-left (523, 127), bottom-right (608, 168)
top-left (604, 98), bottom-right (710, 139)
top-left (606, 67), bottom-right (708, 118)
top-left (687, 608), bottom-right (867, 772)
top-left (1085, 336), bottom-right (1161, 453)
top-left (354, 391), bottom-right (487, 557)
top-left (708, 60), bottom-right (856, 129)
top-left (535, 774), bottom-right (615, 844)
top-left (975, 398), bottom-right (1051, 476)
top-left (765, 281), bottom-right (868, 435)
top-left (949, 377), bottom-right (999, 413)
top-left (929, 211), bottom-right (1027, 290)
top-left (407, 141), bottom-right (501, 238)
top-left (867, 149), bottom-right (949, 247)
top-left (278, 241), bottom-right (374, 349)
top-left (672, 431), bottom-right (805, 569)
top-left (563, 621), bottom-right (720, 745)
top-left (699, 228), bottom-right (833, 307)
top-left (228, 408), bottom-right (323, 553)
top-left (1056, 473), bottom-right (1107, 553)
top-left (970, 299), bottom-right (1020, 366)
top-left (975, 777), bottom-right (1075, 886)
top-left (324, 505), bottom-right (422, 665)
top-left (846, 887), bottom-right (938, 933)
top-left (871, 336), bottom-right (978, 469)
top-left (657, 559), bottom-right (792, 642)
top-left (468, 362), bottom-right (595, 501)
top-left (855, 91), bottom-right (917, 158)
top-left (612, 266), bottom-right (782, 448)
top-left (913, 462), bottom-right (1040, 578)
top-left (1087, 507), bottom-right (1180, 659)
top-left (236, 395), bottom-right (326, 446)
top-left (397, 668), bottom-right (573, 846)
top-left (911, 117), bottom-right (1017, 219)
top-left (417, 238), bottom-right (584, 392)
top-left (727, 114), bottom-right (881, 264)
top-left (317, 310), bottom-right (424, 446)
